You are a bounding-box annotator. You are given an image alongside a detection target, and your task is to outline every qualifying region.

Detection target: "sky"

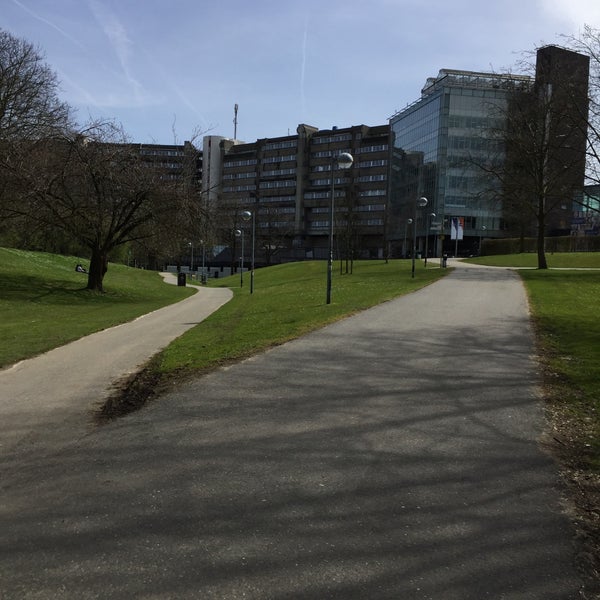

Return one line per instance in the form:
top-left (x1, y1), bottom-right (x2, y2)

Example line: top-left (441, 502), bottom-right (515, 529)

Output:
top-left (4, 0), bottom-right (600, 146)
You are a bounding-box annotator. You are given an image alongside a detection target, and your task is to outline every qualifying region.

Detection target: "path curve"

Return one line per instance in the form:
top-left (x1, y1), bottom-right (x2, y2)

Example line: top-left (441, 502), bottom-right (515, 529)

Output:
top-left (0, 275), bottom-right (232, 459)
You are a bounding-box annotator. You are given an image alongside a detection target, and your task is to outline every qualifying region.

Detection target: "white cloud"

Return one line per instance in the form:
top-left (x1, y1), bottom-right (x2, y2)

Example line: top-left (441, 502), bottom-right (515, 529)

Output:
top-left (539, 0), bottom-right (600, 28)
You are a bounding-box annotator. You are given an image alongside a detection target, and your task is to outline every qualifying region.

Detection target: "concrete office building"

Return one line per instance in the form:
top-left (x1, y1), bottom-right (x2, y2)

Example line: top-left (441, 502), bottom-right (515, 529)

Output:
top-left (203, 123), bottom-right (390, 263)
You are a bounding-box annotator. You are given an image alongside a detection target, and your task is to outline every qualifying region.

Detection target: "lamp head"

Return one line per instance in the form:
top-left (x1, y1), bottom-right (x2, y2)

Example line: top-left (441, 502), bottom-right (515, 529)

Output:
top-left (241, 210), bottom-right (252, 222)
top-left (336, 152), bottom-right (354, 170)
top-left (417, 197), bottom-right (428, 208)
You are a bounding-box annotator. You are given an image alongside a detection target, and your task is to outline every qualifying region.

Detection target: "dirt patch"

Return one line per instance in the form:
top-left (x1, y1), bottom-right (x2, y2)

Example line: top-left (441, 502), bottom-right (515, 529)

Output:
top-left (95, 364), bottom-right (165, 423)
top-left (545, 390), bottom-right (600, 599)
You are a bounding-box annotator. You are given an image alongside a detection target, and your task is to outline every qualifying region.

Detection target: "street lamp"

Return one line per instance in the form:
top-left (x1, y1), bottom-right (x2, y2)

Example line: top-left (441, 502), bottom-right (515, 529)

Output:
top-left (241, 209), bottom-right (255, 293)
top-left (403, 219), bottom-right (413, 258)
top-left (412, 197), bottom-right (428, 278)
top-left (199, 239), bottom-right (206, 284)
top-left (479, 225), bottom-right (487, 255)
top-left (234, 228), bottom-right (244, 287)
top-left (326, 151), bottom-right (353, 305)
top-left (188, 241), bottom-right (194, 277)
top-left (424, 212), bottom-right (436, 268)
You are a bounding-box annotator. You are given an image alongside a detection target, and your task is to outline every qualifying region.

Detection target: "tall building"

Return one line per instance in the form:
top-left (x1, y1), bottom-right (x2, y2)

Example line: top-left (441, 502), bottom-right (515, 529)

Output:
top-left (388, 45), bottom-right (589, 256)
top-left (389, 69), bottom-right (532, 257)
top-left (534, 45), bottom-right (590, 236)
top-left (204, 123), bottom-right (390, 264)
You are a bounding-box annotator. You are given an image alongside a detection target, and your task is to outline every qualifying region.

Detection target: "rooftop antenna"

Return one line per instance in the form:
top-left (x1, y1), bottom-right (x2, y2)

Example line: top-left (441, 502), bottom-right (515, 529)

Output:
top-left (233, 103), bottom-right (238, 139)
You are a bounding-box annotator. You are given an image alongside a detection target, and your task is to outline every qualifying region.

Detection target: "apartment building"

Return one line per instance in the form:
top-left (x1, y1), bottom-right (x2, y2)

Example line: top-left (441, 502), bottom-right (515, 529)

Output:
top-left (203, 123), bottom-right (390, 263)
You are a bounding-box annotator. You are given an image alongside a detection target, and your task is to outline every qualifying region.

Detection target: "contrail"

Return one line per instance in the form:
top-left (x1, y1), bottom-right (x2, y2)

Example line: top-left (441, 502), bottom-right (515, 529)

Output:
top-left (10, 0), bottom-right (86, 50)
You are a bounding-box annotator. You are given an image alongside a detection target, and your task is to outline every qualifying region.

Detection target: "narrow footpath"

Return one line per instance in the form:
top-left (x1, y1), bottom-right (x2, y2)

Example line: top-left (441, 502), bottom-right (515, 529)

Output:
top-left (0, 263), bottom-right (583, 599)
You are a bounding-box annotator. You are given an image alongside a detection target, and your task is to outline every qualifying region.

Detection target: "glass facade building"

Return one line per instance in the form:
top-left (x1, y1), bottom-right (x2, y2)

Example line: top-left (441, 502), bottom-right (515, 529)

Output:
top-left (389, 69), bottom-right (531, 257)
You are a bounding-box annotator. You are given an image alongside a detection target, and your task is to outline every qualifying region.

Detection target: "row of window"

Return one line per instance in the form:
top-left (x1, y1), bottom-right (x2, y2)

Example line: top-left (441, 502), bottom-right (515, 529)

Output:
top-left (312, 133), bottom-right (353, 145)
top-left (259, 180), bottom-right (296, 189)
top-left (223, 158), bottom-right (257, 168)
top-left (223, 171), bottom-right (255, 180)
top-left (263, 168), bottom-right (296, 177)
top-left (312, 177), bottom-right (351, 186)
top-left (310, 218), bottom-right (384, 228)
top-left (358, 144), bottom-right (388, 153)
top-left (357, 174), bottom-right (386, 182)
top-left (262, 154), bottom-right (296, 164)
top-left (309, 204), bottom-right (384, 214)
top-left (252, 195), bottom-right (295, 204)
top-left (140, 148), bottom-right (184, 157)
top-left (360, 189), bottom-right (386, 197)
top-left (311, 149), bottom-right (352, 158)
top-left (447, 135), bottom-right (503, 153)
top-left (358, 159), bottom-right (387, 167)
top-left (264, 140), bottom-right (297, 150)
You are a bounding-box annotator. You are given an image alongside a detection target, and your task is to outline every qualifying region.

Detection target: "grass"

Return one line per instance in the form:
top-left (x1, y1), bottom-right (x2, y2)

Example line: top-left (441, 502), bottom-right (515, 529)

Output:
top-left (467, 253), bottom-right (600, 470)
top-left (156, 259), bottom-right (448, 374)
top-left (521, 269), bottom-right (600, 468)
top-left (0, 247), bottom-right (194, 367)
top-left (465, 252), bottom-right (600, 268)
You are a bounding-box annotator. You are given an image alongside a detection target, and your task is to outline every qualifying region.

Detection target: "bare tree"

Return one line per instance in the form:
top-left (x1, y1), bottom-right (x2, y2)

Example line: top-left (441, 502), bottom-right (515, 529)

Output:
top-left (565, 26), bottom-right (600, 188)
top-left (476, 47), bottom-right (590, 268)
top-left (0, 29), bottom-right (72, 141)
top-left (0, 29), bottom-right (73, 237)
top-left (14, 122), bottom-right (181, 291)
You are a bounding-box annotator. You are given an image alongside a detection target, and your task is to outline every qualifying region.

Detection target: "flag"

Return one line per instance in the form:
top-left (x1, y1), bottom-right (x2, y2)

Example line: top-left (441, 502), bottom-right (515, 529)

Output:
top-left (450, 217), bottom-right (464, 240)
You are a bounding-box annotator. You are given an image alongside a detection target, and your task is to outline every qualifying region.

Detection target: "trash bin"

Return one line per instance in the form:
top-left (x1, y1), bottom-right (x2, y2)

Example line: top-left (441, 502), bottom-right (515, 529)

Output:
top-left (177, 272), bottom-right (186, 286)
top-left (442, 254), bottom-right (448, 268)
top-left (201, 273), bottom-right (207, 285)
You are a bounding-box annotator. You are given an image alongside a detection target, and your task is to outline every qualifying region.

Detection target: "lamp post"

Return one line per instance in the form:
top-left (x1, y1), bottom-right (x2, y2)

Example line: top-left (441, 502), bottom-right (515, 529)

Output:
top-left (241, 209), bottom-right (255, 293)
top-left (200, 239), bottom-right (206, 284)
top-left (424, 212), bottom-right (436, 268)
top-left (188, 241), bottom-right (194, 276)
top-left (479, 225), bottom-right (487, 255)
top-left (403, 219), bottom-right (413, 258)
top-left (412, 197), bottom-right (428, 278)
top-left (326, 151), bottom-right (353, 305)
top-left (234, 228), bottom-right (244, 287)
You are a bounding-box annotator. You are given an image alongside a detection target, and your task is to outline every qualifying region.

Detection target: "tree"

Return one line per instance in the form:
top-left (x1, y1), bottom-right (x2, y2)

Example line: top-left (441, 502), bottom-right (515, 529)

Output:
top-left (566, 26), bottom-right (600, 188)
top-left (18, 122), bottom-right (182, 291)
top-left (0, 29), bottom-right (73, 239)
top-left (0, 29), bottom-right (72, 141)
top-left (476, 46), bottom-right (590, 268)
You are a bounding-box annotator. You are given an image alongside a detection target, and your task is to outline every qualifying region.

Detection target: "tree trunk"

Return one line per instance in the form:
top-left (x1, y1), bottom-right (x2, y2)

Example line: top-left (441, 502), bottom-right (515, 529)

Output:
top-left (537, 201), bottom-right (548, 269)
top-left (87, 247), bottom-right (108, 291)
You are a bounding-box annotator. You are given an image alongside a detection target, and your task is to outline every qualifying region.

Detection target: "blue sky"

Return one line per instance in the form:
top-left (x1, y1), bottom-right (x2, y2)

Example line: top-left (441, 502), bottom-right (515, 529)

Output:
top-left (4, 0), bottom-right (599, 146)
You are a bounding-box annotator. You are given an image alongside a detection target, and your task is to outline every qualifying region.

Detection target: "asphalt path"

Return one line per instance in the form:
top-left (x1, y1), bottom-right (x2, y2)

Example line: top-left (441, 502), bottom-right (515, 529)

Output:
top-left (0, 262), bottom-right (582, 599)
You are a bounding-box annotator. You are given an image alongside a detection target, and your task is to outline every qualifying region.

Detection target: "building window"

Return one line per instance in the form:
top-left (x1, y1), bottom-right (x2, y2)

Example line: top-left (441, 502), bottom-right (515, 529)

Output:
top-left (359, 144), bottom-right (388, 153)
top-left (357, 174), bottom-right (387, 182)
top-left (358, 159), bottom-right (388, 167)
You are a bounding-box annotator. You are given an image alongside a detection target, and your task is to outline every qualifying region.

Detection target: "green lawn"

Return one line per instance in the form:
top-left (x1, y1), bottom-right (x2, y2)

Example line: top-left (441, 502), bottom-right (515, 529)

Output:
top-left (3, 246), bottom-right (598, 474)
top-left (520, 268), bottom-right (600, 468)
top-left (465, 252), bottom-right (600, 268)
top-left (0, 247), bottom-right (194, 367)
top-left (157, 259), bottom-right (448, 373)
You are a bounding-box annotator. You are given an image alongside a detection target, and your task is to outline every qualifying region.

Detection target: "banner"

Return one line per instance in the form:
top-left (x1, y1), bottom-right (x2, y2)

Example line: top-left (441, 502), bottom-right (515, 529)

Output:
top-left (450, 217), bottom-right (464, 240)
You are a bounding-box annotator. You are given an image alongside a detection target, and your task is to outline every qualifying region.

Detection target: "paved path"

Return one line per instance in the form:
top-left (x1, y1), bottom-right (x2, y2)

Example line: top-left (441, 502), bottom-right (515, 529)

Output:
top-left (0, 263), bottom-right (582, 599)
top-left (0, 275), bottom-right (232, 458)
